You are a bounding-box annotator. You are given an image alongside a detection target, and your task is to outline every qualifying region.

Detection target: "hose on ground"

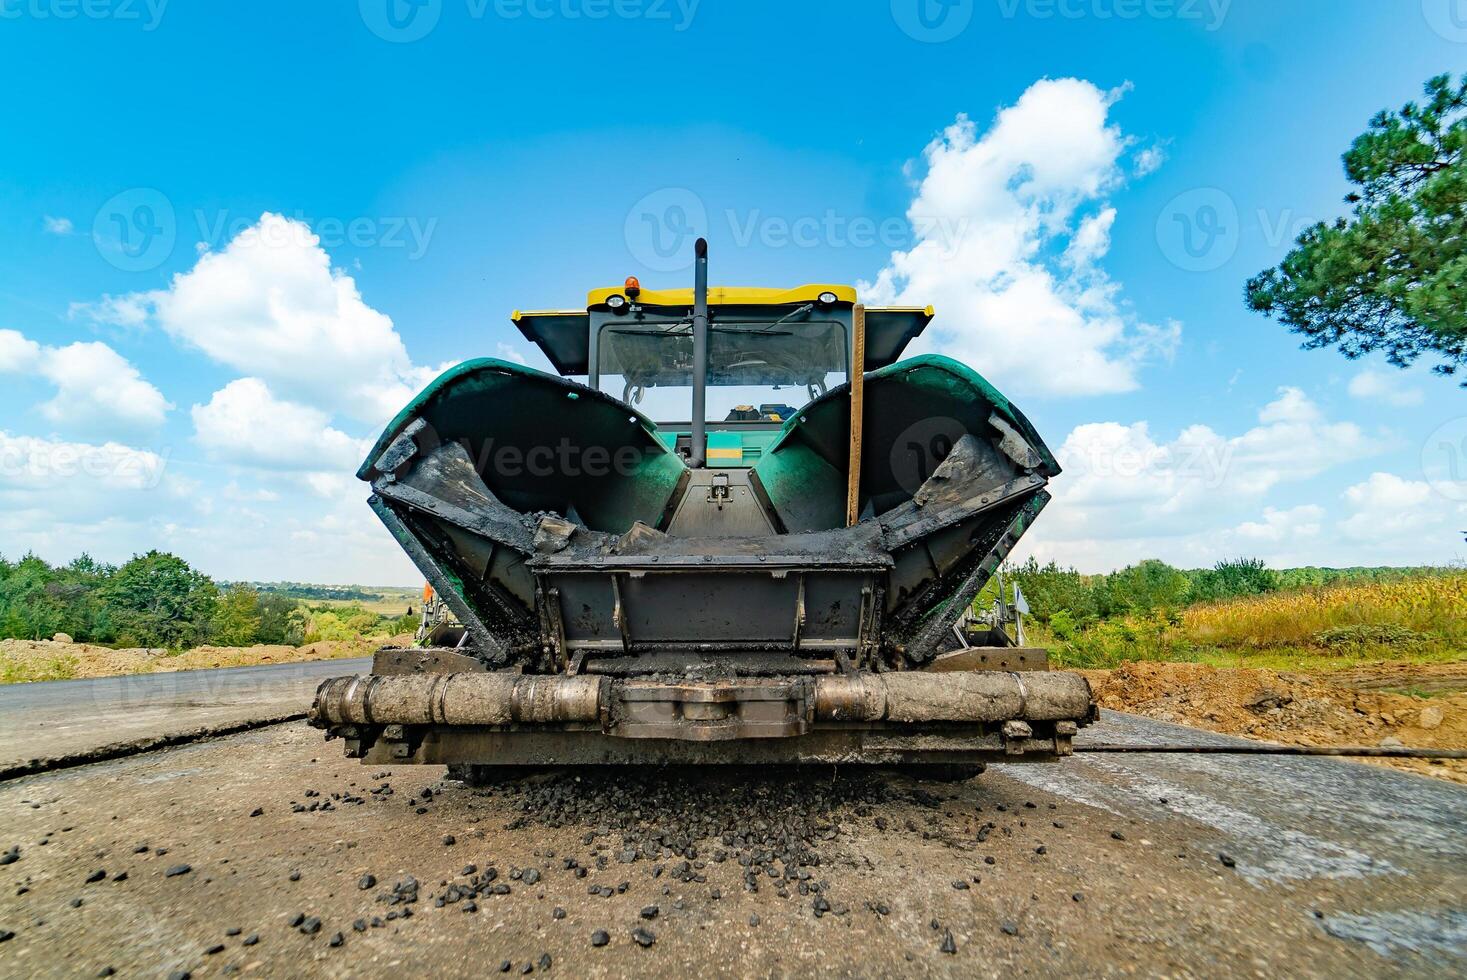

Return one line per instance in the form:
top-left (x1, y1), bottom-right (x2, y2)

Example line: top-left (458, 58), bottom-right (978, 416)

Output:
top-left (1076, 743), bottom-right (1466, 759)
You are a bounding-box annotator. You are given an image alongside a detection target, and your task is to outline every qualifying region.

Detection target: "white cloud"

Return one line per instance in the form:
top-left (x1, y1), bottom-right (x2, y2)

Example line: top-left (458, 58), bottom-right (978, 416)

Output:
top-left (1133, 145), bottom-right (1166, 177)
top-left (1336, 472), bottom-right (1466, 557)
top-left (1233, 505), bottom-right (1324, 544)
top-left (0, 432), bottom-right (169, 495)
top-left (0, 329), bottom-right (171, 437)
top-left (859, 78), bottom-right (1176, 396)
top-left (1024, 387), bottom-right (1385, 569)
top-left (191, 378), bottom-right (368, 472)
top-left (495, 342), bottom-right (529, 365)
top-left (1064, 207), bottom-right (1115, 269)
top-left (43, 216), bottom-right (74, 235)
top-left (37, 342), bottom-right (173, 435)
top-left (71, 293), bottom-right (151, 330)
top-left (0, 329), bottom-right (42, 372)
top-left (0, 431), bottom-right (194, 559)
top-left (1347, 368), bottom-right (1425, 408)
top-left (78, 213), bottom-right (435, 426)
top-left (223, 480), bottom-right (279, 503)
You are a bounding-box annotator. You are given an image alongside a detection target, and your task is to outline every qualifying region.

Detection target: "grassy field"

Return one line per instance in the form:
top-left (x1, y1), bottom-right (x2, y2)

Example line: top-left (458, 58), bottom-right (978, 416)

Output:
top-left (308, 587), bottom-right (421, 617)
top-left (250, 584), bottom-right (422, 617)
top-left (1041, 572), bottom-right (1467, 673)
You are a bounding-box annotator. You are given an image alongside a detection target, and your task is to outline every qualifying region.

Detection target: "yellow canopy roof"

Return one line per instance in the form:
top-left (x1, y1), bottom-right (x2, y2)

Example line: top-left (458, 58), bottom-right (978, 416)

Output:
top-left (586, 284), bottom-right (857, 308)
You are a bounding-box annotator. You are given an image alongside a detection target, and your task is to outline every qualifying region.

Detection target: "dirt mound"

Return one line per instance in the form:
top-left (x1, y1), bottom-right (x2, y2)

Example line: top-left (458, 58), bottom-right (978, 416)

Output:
top-left (0, 636), bottom-right (405, 683)
top-left (1082, 661), bottom-right (1467, 785)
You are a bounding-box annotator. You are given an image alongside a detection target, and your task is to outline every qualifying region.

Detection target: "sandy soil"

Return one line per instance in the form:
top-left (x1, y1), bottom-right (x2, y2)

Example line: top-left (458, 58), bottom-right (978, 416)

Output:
top-left (1081, 661), bottom-right (1467, 785)
top-left (0, 637), bottom-right (408, 684)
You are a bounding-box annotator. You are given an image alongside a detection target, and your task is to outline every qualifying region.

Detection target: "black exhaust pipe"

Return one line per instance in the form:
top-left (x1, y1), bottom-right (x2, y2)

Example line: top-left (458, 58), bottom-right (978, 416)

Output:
top-left (690, 237), bottom-right (709, 468)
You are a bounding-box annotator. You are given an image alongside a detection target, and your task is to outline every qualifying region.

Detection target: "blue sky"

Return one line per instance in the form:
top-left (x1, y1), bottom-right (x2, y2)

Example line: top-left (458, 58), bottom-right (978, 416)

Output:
top-left (1, 0), bottom-right (1463, 584)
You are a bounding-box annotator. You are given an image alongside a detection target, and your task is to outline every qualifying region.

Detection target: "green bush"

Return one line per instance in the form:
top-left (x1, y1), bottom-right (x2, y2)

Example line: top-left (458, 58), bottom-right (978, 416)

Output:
top-left (0, 551), bottom-right (309, 648)
top-left (1007, 558), bottom-right (1097, 623)
top-left (1189, 558), bottom-right (1280, 603)
top-left (1094, 560), bottom-right (1192, 618)
top-left (100, 551), bottom-right (221, 649)
top-left (1312, 624), bottom-right (1432, 649)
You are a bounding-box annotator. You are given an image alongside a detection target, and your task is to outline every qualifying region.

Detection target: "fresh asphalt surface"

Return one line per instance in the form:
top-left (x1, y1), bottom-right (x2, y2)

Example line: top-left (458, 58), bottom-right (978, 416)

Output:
top-left (0, 660), bottom-right (1464, 973)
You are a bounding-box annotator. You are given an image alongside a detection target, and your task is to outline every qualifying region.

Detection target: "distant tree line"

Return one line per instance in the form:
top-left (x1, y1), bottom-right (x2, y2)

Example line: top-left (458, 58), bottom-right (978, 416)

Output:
top-left (999, 557), bottom-right (1451, 634)
top-left (0, 551), bottom-right (303, 648)
top-left (0, 552), bottom-right (419, 649)
top-left (250, 582), bottom-right (380, 602)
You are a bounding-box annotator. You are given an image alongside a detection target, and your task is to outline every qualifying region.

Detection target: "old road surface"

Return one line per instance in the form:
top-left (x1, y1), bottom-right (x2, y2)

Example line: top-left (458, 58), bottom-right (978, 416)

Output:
top-left (0, 658), bottom-right (372, 771)
top-left (0, 662), bottom-right (1463, 978)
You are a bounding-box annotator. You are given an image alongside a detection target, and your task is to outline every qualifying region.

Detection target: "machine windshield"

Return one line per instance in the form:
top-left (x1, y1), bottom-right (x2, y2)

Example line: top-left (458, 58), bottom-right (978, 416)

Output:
top-left (597, 315), bottom-right (848, 422)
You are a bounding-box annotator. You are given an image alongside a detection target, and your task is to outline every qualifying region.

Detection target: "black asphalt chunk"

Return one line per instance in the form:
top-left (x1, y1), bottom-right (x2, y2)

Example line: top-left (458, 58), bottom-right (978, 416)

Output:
top-left (1073, 892), bottom-right (1084, 902)
top-left (112, 872), bottom-right (127, 882)
top-left (70, 898), bottom-right (83, 908)
top-left (1, 847), bottom-right (19, 865)
top-left (243, 934), bottom-right (259, 946)
top-left (329, 932), bottom-right (344, 947)
top-left (300, 916), bottom-right (322, 935)
top-left (166, 972), bottom-right (190, 980)
top-left (442, 835), bottom-right (456, 846)
top-left (85, 869), bottom-right (106, 883)
top-left (591, 928), bottom-right (610, 946)
top-left (538, 953), bottom-right (551, 970)
top-left (1000, 921), bottom-right (1019, 936)
top-left (353, 919), bottom-right (367, 932)
top-left (224, 927), bottom-right (241, 936)
top-left (0, 930), bottom-right (14, 943)
top-left (640, 905), bottom-right (659, 919)
top-left (287, 913), bottom-right (305, 928)
top-left (499, 960), bottom-right (511, 972)
top-left (205, 944), bottom-right (225, 955)
top-left (249, 808), bottom-right (264, 817)
top-left (359, 874), bottom-right (376, 890)
top-left (1111, 831), bottom-right (1126, 841)
top-left (631, 926), bottom-right (657, 947)
top-left (940, 929), bottom-right (957, 954)
top-left (288, 870), bottom-right (301, 881)
top-left (552, 906), bottom-right (566, 919)
top-left (1219, 852), bottom-right (1237, 868)
top-left (164, 864), bottom-right (191, 878)
top-left (96, 968), bottom-right (115, 977)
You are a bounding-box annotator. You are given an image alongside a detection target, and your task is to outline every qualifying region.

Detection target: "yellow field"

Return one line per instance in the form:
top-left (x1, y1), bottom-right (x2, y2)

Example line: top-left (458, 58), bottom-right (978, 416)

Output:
top-left (1044, 573), bottom-right (1467, 672)
top-left (309, 587), bottom-right (421, 617)
top-left (1182, 574), bottom-right (1466, 649)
